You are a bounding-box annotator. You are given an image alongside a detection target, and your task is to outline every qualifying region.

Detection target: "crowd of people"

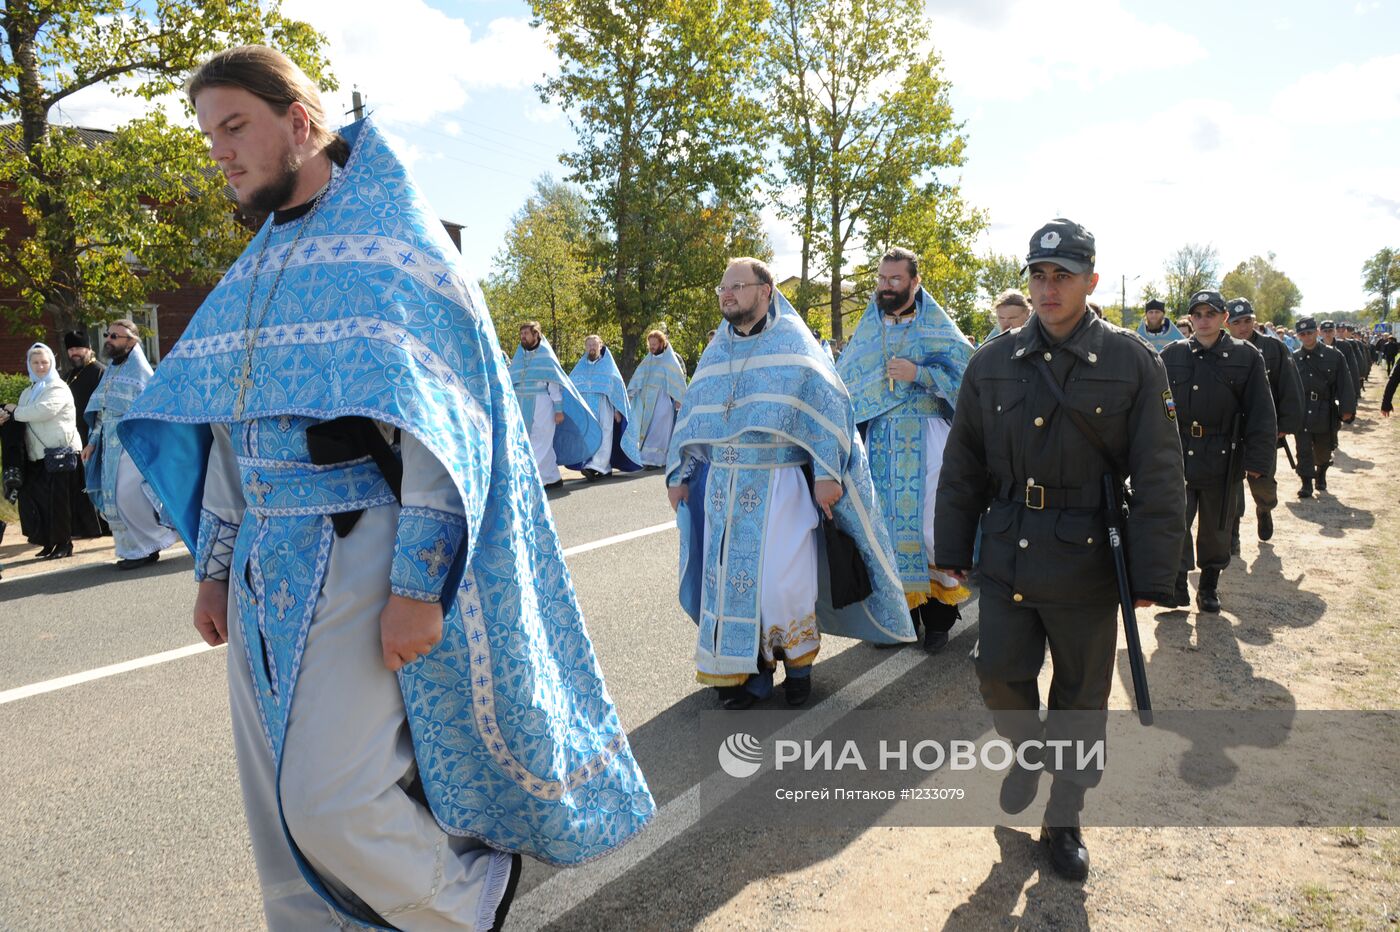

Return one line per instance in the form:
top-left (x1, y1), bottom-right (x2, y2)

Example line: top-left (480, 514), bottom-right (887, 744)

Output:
top-left (0, 323), bottom-right (183, 580)
top-left (3, 42), bottom-right (1394, 926)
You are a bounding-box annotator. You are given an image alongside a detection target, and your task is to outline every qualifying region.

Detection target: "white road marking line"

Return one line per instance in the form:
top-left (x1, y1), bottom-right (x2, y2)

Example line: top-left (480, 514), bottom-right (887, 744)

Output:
top-left (507, 606), bottom-right (978, 929)
top-left (561, 520), bottom-right (676, 557)
top-left (0, 643), bottom-right (218, 705)
top-left (0, 521), bottom-right (679, 705)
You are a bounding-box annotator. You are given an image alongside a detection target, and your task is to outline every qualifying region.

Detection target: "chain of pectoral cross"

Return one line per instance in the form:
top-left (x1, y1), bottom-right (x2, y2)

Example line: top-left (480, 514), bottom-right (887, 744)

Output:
top-left (722, 326), bottom-right (763, 420)
top-left (879, 312), bottom-right (917, 393)
top-left (232, 177), bottom-right (333, 421)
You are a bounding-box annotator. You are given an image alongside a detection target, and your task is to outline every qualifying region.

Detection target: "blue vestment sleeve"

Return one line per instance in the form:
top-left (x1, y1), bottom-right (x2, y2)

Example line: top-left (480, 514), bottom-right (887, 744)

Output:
top-left (391, 431), bottom-right (468, 603)
top-left (195, 423), bottom-right (243, 583)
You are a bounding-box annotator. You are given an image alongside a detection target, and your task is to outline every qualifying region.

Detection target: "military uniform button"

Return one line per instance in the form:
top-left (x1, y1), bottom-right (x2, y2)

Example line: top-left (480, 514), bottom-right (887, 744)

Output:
top-left (1095, 406), bottom-right (1103, 414)
top-left (1018, 539), bottom-right (1028, 549)
top-left (1087, 537), bottom-right (1094, 544)
top-left (1087, 352), bottom-right (1097, 363)
top-left (1033, 416), bottom-right (1044, 427)
top-left (1043, 352), bottom-right (1052, 361)
top-left (1013, 593), bottom-right (1024, 602)
top-left (1188, 450), bottom-right (1194, 456)
top-left (996, 404), bottom-right (1002, 411)
top-left (1193, 385), bottom-right (1199, 390)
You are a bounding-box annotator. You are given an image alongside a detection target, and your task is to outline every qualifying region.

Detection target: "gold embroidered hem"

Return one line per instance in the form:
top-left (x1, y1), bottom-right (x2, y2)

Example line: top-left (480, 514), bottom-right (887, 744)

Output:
top-left (905, 574), bottom-right (971, 608)
top-left (761, 612), bottom-right (820, 665)
top-left (696, 671), bottom-right (751, 687)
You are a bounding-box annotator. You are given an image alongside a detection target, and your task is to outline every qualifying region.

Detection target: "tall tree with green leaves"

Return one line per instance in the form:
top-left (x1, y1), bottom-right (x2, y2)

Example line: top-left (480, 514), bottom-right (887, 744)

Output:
top-left (531, 0), bottom-right (768, 365)
top-left (484, 176), bottom-right (602, 359)
top-left (0, 1), bottom-right (332, 336)
top-left (761, 0), bottom-right (969, 341)
top-left (1362, 246), bottom-right (1398, 321)
top-left (979, 252), bottom-right (1024, 305)
top-left (863, 182), bottom-right (986, 335)
top-left (1220, 253), bottom-right (1303, 325)
top-left (1162, 242), bottom-right (1220, 314)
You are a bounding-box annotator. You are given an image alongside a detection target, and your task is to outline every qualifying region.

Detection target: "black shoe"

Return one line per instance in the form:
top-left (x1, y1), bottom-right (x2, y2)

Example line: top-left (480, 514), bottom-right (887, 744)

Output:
top-left (1041, 824), bottom-right (1090, 881)
top-left (43, 542), bottom-right (73, 560)
top-left (581, 468), bottom-right (601, 481)
top-left (1257, 510), bottom-right (1273, 541)
top-left (1196, 567), bottom-right (1221, 614)
top-left (1315, 467), bottom-right (1328, 492)
top-left (719, 685), bottom-right (755, 710)
top-left (1230, 536), bottom-right (1241, 556)
top-left (999, 755), bottom-right (1043, 815)
top-left (543, 479), bottom-right (564, 490)
top-left (489, 853), bottom-right (524, 932)
top-left (1166, 571), bottom-right (1190, 608)
top-left (35, 545), bottom-right (55, 558)
top-left (115, 551), bottom-right (159, 570)
top-left (1298, 478), bottom-right (1314, 499)
top-left (919, 602), bottom-right (959, 653)
top-left (783, 676), bottom-right (812, 706)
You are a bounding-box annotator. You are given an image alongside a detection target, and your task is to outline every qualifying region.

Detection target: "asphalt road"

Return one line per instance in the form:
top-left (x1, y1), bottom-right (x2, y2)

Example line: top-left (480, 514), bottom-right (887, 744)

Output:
top-left (0, 469), bottom-right (976, 930)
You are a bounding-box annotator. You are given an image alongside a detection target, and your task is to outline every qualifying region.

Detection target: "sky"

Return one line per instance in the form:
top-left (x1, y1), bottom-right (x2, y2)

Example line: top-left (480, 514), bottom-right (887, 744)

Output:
top-left (55, 0), bottom-right (1400, 317)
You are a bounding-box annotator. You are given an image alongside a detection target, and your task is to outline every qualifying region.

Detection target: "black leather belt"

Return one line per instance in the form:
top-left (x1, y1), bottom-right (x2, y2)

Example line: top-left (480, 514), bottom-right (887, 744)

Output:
top-left (995, 478), bottom-right (1101, 510)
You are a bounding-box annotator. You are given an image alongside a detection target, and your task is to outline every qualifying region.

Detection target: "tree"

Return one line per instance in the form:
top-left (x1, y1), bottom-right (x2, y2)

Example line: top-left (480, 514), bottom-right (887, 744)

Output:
top-left (0, 1), bottom-right (333, 335)
top-left (1362, 247), bottom-right (1398, 321)
top-left (979, 252), bottom-right (1023, 305)
top-left (761, 0), bottom-right (970, 341)
top-left (484, 176), bottom-right (602, 359)
top-left (1161, 243), bottom-right (1219, 314)
top-left (532, 0), bottom-right (767, 366)
top-left (863, 181), bottom-right (986, 336)
top-left (1220, 253), bottom-right (1303, 325)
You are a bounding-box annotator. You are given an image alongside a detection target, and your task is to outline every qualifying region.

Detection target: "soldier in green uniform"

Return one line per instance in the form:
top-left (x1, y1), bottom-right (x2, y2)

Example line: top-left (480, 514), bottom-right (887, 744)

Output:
top-left (1224, 298), bottom-right (1303, 552)
top-left (1293, 317), bottom-right (1357, 497)
top-left (1160, 291), bottom-right (1276, 613)
top-left (934, 219), bottom-right (1186, 882)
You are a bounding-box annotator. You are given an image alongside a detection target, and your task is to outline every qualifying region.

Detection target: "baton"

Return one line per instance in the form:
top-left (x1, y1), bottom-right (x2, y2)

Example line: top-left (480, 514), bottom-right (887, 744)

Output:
top-left (1103, 473), bottom-right (1153, 726)
top-left (1278, 435), bottom-right (1296, 471)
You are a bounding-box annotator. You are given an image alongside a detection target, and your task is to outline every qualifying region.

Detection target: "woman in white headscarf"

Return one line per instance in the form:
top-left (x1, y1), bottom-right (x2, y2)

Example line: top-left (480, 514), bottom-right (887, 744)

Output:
top-left (0, 343), bottom-right (83, 559)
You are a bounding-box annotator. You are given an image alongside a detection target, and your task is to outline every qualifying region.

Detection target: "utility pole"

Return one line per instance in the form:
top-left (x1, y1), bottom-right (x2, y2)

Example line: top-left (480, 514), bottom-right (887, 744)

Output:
top-left (349, 88), bottom-right (365, 121)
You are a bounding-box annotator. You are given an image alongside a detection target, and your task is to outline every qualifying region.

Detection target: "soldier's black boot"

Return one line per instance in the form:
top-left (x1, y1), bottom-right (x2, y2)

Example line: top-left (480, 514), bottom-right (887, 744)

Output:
top-left (1257, 509), bottom-right (1274, 541)
top-left (1229, 517), bottom-right (1241, 556)
top-left (1298, 476), bottom-right (1313, 498)
top-left (1168, 571), bottom-right (1190, 608)
top-left (1196, 568), bottom-right (1221, 614)
top-left (999, 743), bottom-right (1043, 815)
top-left (1315, 466), bottom-right (1329, 492)
top-left (1042, 779), bottom-right (1089, 881)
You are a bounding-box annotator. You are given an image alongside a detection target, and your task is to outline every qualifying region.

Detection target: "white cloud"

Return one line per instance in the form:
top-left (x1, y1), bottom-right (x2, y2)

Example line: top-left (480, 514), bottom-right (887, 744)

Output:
top-left (1271, 54), bottom-right (1400, 125)
top-left (956, 97), bottom-right (1395, 312)
top-left (927, 0), bottom-right (1206, 101)
top-left (282, 0), bottom-right (556, 125)
top-left (53, 80), bottom-right (189, 132)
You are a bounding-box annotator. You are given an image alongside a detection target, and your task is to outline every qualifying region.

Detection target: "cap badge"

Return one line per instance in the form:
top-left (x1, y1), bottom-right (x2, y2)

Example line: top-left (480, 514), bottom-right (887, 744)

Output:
top-left (1040, 231), bottom-right (1061, 250)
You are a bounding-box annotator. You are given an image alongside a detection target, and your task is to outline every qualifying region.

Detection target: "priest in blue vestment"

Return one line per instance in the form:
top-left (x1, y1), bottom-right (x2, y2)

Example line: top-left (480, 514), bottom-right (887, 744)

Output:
top-left (568, 335), bottom-right (638, 479)
top-left (82, 320), bottom-right (180, 568)
top-left (1136, 298), bottom-right (1183, 352)
top-left (621, 329), bottom-right (688, 468)
top-left (836, 248), bottom-right (973, 652)
top-left (509, 322), bottom-right (600, 488)
top-left (118, 46), bottom-right (652, 931)
top-left (667, 257), bottom-right (914, 710)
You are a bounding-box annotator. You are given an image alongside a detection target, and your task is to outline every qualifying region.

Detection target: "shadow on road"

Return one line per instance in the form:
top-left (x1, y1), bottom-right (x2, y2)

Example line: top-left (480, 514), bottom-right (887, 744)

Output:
top-left (0, 550), bottom-right (192, 600)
